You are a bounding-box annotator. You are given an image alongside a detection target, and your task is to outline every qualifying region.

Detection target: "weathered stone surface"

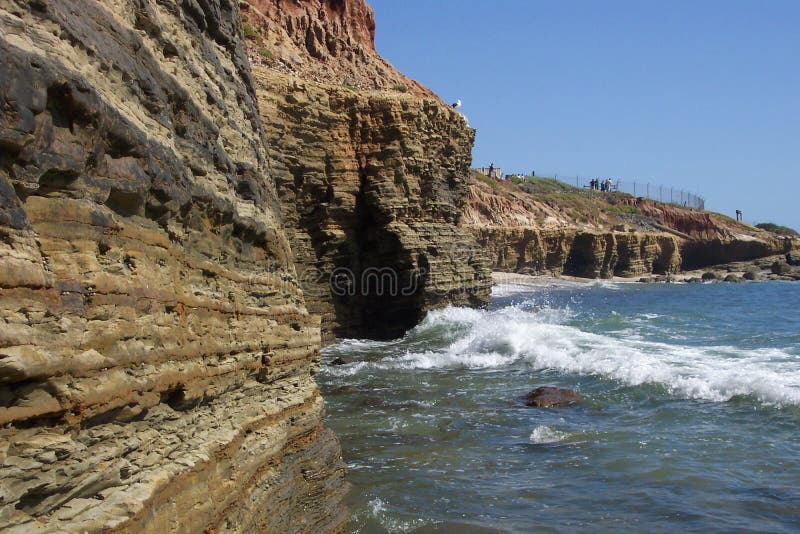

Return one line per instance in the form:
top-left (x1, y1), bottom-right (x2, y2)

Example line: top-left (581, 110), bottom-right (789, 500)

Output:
top-left (243, 2), bottom-right (492, 342)
top-left (240, 0), bottom-right (435, 97)
top-left (525, 387), bottom-right (581, 408)
top-left (0, 1), bottom-right (345, 531)
top-left (472, 226), bottom-right (681, 278)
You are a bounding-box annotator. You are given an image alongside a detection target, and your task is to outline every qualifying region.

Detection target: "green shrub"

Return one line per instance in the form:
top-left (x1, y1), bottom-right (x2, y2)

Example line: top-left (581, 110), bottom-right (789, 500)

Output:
top-left (242, 23), bottom-right (259, 40)
top-left (258, 48), bottom-right (273, 59)
top-left (612, 204), bottom-right (641, 216)
top-left (393, 84), bottom-right (408, 92)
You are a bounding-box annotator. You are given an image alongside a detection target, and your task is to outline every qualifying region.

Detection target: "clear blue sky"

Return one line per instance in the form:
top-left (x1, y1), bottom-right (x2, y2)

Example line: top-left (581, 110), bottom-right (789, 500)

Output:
top-left (369, 0), bottom-right (800, 230)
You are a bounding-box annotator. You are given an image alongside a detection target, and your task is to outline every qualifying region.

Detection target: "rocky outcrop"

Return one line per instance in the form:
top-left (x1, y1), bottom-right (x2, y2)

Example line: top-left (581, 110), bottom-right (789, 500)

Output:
top-left (473, 226), bottom-right (681, 278)
top-left (242, 1), bottom-right (492, 341)
top-left (0, 1), bottom-right (345, 531)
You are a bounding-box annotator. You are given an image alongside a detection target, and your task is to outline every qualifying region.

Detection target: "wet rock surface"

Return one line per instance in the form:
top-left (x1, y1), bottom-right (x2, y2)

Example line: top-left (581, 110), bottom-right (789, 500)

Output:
top-left (525, 387), bottom-right (582, 408)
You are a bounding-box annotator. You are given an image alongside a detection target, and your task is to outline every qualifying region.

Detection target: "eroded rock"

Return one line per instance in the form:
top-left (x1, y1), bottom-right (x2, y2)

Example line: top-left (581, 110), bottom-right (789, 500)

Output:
top-left (525, 387), bottom-right (582, 407)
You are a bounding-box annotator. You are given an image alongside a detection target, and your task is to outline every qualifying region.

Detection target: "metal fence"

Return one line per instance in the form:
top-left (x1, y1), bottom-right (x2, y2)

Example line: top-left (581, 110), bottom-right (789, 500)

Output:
top-left (526, 173), bottom-right (705, 211)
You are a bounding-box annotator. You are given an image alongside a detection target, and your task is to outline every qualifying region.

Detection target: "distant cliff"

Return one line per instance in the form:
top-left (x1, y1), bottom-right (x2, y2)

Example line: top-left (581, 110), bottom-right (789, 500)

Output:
top-left (463, 173), bottom-right (794, 277)
top-left (242, 0), bottom-right (492, 342)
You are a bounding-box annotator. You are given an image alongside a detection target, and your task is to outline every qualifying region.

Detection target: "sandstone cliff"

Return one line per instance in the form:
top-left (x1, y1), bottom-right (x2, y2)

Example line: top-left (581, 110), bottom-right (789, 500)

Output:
top-left (0, 1), bottom-right (345, 531)
top-left (242, 0), bottom-right (492, 341)
top-left (464, 173), bottom-right (793, 277)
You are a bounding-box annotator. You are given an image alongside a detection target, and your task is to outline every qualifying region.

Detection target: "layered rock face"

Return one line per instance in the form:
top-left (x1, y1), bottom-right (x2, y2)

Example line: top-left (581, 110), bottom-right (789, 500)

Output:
top-left (242, 1), bottom-right (492, 341)
top-left (473, 227), bottom-right (681, 278)
top-left (1, 1), bottom-right (345, 531)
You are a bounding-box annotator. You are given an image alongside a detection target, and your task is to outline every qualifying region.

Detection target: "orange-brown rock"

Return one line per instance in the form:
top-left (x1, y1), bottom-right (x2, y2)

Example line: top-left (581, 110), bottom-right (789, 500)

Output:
top-left (0, 1), bottom-right (345, 531)
top-left (241, 0), bottom-right (435, 98)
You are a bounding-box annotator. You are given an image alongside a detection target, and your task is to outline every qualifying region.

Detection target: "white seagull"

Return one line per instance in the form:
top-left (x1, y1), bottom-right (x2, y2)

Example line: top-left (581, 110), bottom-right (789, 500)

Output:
top-left (452, 99), bottom-right (462, 109)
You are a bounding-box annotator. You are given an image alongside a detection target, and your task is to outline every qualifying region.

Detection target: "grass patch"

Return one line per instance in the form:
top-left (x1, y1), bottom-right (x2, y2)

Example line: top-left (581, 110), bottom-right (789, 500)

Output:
top-left (755, 222), bottom-right (799, 236)
top-left (258, 48), bottom-right (273, 59)
top-left (242, 23), bottom-right (259, 40)
top-left (611, 204), bottom-right (641, 216)
top-left (392, 84), bottom-right (408, 92)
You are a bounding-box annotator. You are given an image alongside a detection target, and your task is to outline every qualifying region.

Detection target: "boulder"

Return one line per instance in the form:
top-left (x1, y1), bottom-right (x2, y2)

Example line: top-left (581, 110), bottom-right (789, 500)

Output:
top-left (742, 269), bottom-right (760, 281)
top-left (525, 387), bottom-right (581, 407)
top-left (330, 357), bottom-right (352, 366)
top-left (701, 271), bottom-right (719, 281)
top-left (771, 261), bottom-right (792, 275)
top-left (723, 274), bottom-right (743, 283)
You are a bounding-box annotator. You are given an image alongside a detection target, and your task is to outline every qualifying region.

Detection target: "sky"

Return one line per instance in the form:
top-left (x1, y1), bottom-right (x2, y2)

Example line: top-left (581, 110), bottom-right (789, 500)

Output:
top-left (368, 0), bottom-right (800, 230)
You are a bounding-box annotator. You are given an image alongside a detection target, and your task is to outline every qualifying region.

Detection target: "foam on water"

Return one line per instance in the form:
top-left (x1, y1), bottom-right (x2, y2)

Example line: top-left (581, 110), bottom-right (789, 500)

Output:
top-left (327, 304), bottom-right (800, 405)
top-left (529, 425), bottom-right (569, 444)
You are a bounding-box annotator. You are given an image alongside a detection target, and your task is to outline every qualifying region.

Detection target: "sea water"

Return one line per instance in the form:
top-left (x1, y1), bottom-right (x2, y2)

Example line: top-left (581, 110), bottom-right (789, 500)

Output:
top-left (319, 280), bottom-right (800, 532)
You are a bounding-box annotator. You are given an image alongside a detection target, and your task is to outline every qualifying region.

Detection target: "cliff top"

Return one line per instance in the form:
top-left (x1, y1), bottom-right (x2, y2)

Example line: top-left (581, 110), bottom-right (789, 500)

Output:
top-left (240, 0), bottom-right (439, 100)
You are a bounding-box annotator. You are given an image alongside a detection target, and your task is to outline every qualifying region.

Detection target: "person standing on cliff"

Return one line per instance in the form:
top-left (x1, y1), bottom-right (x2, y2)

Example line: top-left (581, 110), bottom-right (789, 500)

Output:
top-left (488, 163), bottom-right (495, 179)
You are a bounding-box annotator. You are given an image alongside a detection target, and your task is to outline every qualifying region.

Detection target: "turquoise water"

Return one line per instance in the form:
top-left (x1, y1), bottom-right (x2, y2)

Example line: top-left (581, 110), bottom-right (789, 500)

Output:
top-left (319, 280), bottom-right (800, 532)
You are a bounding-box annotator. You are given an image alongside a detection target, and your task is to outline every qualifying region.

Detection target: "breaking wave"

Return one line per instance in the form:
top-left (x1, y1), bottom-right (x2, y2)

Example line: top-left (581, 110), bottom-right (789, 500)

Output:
top-left (325, 303), bottom-right (800, 406)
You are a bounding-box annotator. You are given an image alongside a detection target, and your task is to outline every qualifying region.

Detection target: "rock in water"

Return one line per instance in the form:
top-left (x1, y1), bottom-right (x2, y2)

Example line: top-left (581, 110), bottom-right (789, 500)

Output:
top-left (525, 387), bottom-right (582, 407)
top-left (330, 357), bottom-right (352, 366)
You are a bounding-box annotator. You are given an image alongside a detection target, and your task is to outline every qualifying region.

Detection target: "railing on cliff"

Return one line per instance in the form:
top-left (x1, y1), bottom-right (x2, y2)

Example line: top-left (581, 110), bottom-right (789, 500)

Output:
top-left (512, 172), bottom-right (705, 211)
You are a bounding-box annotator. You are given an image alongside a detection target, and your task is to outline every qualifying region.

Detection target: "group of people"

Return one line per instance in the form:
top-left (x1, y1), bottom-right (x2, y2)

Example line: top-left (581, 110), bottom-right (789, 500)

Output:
top-left (589, 178), bottom-right (613, 192)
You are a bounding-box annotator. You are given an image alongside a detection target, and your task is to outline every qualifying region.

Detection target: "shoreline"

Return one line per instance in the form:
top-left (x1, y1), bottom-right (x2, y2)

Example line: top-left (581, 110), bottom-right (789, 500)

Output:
top-left (490, 253), bottom-right (800, 287)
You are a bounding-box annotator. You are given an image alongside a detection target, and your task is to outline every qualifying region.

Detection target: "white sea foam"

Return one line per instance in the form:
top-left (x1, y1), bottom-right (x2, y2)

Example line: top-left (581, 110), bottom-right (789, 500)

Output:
top-left (368, 497), bottom-right (386, 516)
top-left (529, 425), bottom-right (569, 444)
top-left (326, 304), bottom-right (800, 406)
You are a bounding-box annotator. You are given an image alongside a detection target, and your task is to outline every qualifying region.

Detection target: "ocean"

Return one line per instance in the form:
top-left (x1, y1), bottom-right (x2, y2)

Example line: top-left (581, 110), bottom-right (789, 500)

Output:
top-left (319, 280), bottom-right (800, 533)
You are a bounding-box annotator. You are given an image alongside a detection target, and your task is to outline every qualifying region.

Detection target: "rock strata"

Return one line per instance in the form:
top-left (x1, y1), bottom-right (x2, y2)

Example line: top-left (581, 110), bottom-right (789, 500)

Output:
top-left (0, 1), bottom-right (345, 531)
top-left (473, 226), bottom-right (681, 278)
top-left (243, 0), bottom-right (492, 342)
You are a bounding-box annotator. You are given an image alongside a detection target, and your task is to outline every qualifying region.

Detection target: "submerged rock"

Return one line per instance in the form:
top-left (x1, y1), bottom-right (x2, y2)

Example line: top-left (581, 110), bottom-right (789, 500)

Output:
top-left (330, 357), bottom-right (352, 366)
top-left (525, 387), bottom-right (581, 407)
